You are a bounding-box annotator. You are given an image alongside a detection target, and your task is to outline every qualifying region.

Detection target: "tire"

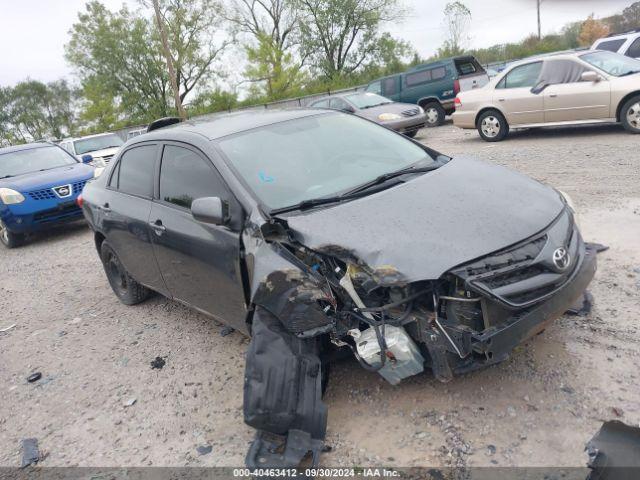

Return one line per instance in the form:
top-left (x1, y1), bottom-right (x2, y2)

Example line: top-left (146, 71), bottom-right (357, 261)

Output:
top-left (100, 240), bottom-right (151, 305)
top-left (477, 110), bottom-right (509, 142)
top-left (404, 130), bottom-right (418, 138)
top-left (422, 102), bottom-right (446, 127)
top-left (621, 95), bottom-right (640, 133)
top-left (0, 219), bottom-right (24, 248)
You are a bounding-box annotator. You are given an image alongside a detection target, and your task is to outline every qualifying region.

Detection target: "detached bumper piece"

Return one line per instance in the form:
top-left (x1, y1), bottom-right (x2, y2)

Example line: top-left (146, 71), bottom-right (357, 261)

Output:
top-left (586, 421), bottom-right (640, 480)
top-left (244, 307), bottom-right (327, 468)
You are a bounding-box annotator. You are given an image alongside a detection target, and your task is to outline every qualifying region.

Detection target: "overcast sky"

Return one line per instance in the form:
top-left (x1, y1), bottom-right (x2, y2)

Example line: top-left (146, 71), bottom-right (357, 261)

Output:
top-left (0, 0), bottom-right (634, 87)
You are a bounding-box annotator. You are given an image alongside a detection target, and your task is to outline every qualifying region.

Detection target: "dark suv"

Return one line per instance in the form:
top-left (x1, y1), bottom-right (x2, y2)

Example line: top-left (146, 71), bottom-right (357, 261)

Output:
top-left (81, 110), bottom-right (596, 468)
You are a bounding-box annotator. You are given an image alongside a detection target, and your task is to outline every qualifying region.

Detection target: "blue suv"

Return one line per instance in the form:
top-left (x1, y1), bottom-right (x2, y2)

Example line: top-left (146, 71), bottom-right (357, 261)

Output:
top-left (0, 142), bottom-right (95, 248)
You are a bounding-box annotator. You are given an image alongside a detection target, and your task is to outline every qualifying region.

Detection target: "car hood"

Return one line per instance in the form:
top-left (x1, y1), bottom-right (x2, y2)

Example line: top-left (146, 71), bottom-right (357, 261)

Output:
top-left (284, 156), bottom-right (565, 283)
top-left (0, 163), bottom-right (94, 192)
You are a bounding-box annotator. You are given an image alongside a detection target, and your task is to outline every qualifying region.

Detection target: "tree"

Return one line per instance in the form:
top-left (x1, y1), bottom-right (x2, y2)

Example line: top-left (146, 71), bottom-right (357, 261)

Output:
top-left (440, 1), bottom-right (471, 57)
top-left (579, 15), bottom-right (610, 47)
top-left (297, 0), bottom-right (404, 81)
top-left (606, 2), bottom-right (640, 33)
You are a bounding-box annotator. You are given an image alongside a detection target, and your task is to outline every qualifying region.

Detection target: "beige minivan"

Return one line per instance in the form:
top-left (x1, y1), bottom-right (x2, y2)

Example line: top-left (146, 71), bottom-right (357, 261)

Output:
top-left (452, 50), bottom-right (640, 141)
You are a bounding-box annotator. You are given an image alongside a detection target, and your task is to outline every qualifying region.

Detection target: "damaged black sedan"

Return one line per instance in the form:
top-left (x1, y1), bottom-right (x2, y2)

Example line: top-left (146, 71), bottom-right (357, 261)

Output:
top-left (80, 110), bottom-right (596, 467)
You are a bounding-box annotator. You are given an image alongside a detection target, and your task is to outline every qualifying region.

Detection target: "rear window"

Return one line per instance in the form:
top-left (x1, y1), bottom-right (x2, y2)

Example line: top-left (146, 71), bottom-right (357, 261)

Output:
top-left (455, 59), bottom-right (479, 76)
top-left (595, 39), bottom-right (626, 53)
top-left (114, 145), bottom-right (156, 197)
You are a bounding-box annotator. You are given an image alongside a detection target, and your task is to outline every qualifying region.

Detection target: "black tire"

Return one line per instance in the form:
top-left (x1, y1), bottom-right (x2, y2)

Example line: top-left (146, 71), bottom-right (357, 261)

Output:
top-left (100, 241), bottom-right (151, 305)
top-left (477, 110), bottom-right (509, 142)
top-left (621, 95), bottom-right (640, 133)
top-left (404, 130), bottom-right (418, 138)
top-left (422, 102), bottom-right (446, 127)
top-left (0, 220), bottom-right (24, 248)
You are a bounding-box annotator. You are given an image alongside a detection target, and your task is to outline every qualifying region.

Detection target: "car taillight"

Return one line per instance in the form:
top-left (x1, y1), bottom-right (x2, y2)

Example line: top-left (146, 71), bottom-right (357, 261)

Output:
top-left (454, 79), bottom-right (461, 95)
top-left (76, 194), bottom-right (83, 208)
top-left (454, 96), bottom-right (462, 109)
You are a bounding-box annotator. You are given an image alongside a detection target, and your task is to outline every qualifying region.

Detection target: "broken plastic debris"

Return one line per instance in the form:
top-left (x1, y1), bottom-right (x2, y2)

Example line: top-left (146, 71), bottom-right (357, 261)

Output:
top-left (565, 291), bottom-right (593, 317)
top-left (196, 445), bottom-right (213, 455)
top-left (123, 397), bottom-right (137, 407)
top-left (20, 438), bottom-right (40, 468)
top-left (586, 242), bottom-right (610, 254)
top-left (220, 326), bottom-right (234, 337)
top-left (586, 420), bottom-right (640, 480)
top-left (150, 357), bottom-right (166, 369)
top-left (0, 323), bottom-right (16, 333)
top-left (26, 372), bottom-right (42, 383)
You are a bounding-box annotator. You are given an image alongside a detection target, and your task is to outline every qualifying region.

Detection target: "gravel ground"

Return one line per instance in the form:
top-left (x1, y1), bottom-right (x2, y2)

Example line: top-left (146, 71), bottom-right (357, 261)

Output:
top-left (1, 121), bottom-right (639, 468)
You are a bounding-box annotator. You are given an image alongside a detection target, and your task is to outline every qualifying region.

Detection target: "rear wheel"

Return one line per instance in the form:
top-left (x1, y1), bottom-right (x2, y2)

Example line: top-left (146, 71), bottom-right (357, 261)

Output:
top-left (422, 102), bottom-right (446, 127)
top-left (100, 241), bottom-right (151, 305)
top-left (621, 95), bottom-right (640, 133)
top-left (0, 220), bottom-right (24, 249)
top-left (477, 110), bottom-right (509, 142)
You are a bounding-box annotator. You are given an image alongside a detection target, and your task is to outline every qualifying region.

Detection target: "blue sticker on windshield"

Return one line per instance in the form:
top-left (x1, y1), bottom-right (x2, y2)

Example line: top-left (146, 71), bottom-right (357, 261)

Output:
top-left (259, 171), bottom-right (275, 183)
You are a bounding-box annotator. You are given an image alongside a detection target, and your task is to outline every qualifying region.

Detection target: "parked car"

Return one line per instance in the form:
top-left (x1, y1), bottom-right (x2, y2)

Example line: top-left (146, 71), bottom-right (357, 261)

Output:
top-left (59, 132), bottom-right (124, 169)
top-left (592, 29), bottom-right (640, 59)
top-left (308, 92), bottom-right (427, 137)
top-left (0, 142), bottom-right (96, 248)
top-left (453, 50), bottom-right (640, 141)
top-left (81, 109), bottom-right (596, 467)
top-left (365, 55), bottom-right (490, 127)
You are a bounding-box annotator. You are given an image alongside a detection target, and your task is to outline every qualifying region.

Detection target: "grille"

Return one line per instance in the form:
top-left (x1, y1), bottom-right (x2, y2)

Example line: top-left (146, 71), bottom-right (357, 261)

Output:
top-left (73, 180), bottom-right (87, 194)
top-left (102, 155), bottom-right (114, 163)
top-left (28, 188), bottom-right (56, 201)
top-left (402, 108), bottom-right (420, 117)
top-left (33, 204), bottom-right (82, 223)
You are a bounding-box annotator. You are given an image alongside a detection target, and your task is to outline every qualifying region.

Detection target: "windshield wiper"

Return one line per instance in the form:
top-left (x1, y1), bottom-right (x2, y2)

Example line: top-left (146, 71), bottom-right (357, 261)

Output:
top-left (270, 164), bottom-right (441, 215)
top-left (620, 70), bottom-right (640, 77)
top-left (0, 174), bottom-right (14, 179)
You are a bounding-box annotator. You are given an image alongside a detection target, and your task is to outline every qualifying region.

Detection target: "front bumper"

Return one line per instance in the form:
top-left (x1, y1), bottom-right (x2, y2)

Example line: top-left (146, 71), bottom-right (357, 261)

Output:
top-left (449, 244), bottom-right (597, 374)
top-left (1, 199), bottom-right (84, 234)
top-left (382, 114), bottom-right (428, 133)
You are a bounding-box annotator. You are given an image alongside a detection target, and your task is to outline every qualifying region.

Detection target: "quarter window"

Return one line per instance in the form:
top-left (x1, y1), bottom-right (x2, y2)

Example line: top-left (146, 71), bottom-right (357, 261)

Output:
top-left (497, 62), bottom-right (542, 89)
top-left (405, 69), bottom-right (431, 87)
top-left (159, 145), bottom-right (225, 209)
top-left (627, 37), bottom-right (640, 58)
top-left (115, 145), bottom-right (156, 197)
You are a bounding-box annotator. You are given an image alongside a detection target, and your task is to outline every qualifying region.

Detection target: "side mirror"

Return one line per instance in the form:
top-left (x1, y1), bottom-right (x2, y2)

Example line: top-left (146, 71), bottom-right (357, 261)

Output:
top-left (81, 154), bottom-right (93, 164)
top-left (191, 197), bottom-right (229, 225)
top-left (581, 71), bottom-right (600, 82)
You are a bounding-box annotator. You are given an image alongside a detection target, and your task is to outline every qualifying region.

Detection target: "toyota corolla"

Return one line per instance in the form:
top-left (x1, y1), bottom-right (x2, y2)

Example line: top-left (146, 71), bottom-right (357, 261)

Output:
top-left (80, 110), bottom-right (596, 467)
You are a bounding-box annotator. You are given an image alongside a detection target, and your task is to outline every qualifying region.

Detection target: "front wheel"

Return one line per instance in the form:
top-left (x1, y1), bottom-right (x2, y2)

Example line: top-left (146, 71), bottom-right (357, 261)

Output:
top-left (422, 103), bottom-right (446, 127)
top-left (0, 220), bottom-right (24, 249)
top-left (477, 110), bottom-right (509, 142)
top-left (100, 241), bottom-right (151, 305)
top-left (621, 95), bottom-right (640, 133)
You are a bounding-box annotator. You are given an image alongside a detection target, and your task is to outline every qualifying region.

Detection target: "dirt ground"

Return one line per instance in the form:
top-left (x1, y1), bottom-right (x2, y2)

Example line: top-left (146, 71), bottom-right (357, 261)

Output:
top-left (1, 122), bottom-right (639, 468)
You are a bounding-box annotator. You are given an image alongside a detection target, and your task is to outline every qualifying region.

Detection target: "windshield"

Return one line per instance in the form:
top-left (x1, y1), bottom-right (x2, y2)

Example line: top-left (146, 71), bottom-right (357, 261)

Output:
top-left (345, 92), bottom-right (393, 109)
top-left (217, 113), bottom-right (437, 210)
top-left (74, 134), bottom-right (124, 155)
top-left (581, 51), bottom-right (640, 76)
top-left (0, 145), bottom-right (77, 178)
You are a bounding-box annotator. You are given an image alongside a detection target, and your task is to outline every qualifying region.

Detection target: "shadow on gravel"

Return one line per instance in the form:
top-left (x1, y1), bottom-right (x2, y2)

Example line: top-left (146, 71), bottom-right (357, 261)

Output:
top-left (457, 122), bottom-right (626, 144)
top-left (21, 221), bottom-right (89, 249)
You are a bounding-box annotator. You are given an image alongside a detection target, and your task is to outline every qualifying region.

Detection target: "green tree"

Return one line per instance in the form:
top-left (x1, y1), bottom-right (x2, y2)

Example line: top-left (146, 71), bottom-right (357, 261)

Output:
top-left (297, 0), bottom-right (404, 81)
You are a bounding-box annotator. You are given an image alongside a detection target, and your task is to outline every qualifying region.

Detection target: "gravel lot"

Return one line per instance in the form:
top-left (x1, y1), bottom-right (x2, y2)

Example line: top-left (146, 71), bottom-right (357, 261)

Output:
top-left (1, 122), bottom-right (639, 468)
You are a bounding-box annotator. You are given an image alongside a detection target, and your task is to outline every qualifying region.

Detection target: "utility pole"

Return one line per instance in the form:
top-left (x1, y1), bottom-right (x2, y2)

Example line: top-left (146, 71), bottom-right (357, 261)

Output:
top-left (537, 0), bottom-right (542, 40)
top-left (151, 0), bottom-right (187, 120)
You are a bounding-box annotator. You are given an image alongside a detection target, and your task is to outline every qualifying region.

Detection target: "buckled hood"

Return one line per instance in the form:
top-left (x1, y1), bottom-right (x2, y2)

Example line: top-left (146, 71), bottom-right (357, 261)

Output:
top-left (284, 156), bottom-right (565, 282)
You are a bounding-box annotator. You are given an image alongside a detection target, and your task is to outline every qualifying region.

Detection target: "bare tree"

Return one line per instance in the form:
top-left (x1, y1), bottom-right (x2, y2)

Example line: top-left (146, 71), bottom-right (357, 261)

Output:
top-left (442, 1), bottom-right (471, 55)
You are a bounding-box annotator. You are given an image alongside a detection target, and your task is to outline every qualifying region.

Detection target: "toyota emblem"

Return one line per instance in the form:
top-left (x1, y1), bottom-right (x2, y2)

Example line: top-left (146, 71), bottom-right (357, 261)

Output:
top-left (552, 247), bottom-right (571, 271)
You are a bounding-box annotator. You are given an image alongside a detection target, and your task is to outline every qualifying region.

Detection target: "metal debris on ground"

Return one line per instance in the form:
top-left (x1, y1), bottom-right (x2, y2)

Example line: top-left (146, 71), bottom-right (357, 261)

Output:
top-left (150, 356), bottom-right (166, 369)
top-left (586, 242), bottom-right (610, 254)
top-left (26, 372), bottom-right (42, 383)
top-left (123, 397), bottom-right (137, 407)
top-left (20, 438), bottom-right (40, 468)
top-left (220, 326), bottom-right (234, 337)
top-left (566, 291), bottom-right (594, 317)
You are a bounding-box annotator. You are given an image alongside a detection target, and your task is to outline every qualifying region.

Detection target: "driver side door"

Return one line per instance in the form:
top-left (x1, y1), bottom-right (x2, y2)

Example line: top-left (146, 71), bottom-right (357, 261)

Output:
top-left (493, 62), bottom-right (544, 126)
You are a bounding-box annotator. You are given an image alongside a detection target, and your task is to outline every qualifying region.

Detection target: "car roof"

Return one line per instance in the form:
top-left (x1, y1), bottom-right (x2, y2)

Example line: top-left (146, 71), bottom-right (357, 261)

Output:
top-left (599, 29), bottom-right (640, 40)
top-left (505, 49), bottom-right (598, 69)
top-left (62, 132), bottom-right (119, 142)
top-left (0, 142), bottom-right (53, 156)
top-left (146, 109), bottom-right (331, 141)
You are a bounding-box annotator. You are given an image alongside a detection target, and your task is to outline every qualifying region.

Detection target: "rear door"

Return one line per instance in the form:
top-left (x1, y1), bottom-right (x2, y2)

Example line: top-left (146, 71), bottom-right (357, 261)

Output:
top-left (102, 143), bottom-right (169, 295)
top-left (149, 143), bottom-right (248, 331)
top-left (542, 59), bottom-right (611, 122)
top-left (493, 61), bottom-right (544, 125)
top-left (454, 57), bottom-right (490, 91)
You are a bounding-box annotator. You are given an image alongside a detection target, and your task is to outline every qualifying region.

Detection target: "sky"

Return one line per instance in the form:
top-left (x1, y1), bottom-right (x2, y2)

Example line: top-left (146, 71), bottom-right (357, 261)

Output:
top-left (0, 0), bottom-right (635, 87)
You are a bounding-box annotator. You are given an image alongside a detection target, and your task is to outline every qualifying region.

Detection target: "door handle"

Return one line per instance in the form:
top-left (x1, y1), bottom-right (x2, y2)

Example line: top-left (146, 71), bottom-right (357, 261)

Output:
top-left (498, 98), bottom-right (506, 102)
top-left (149, 220), bottom-right (166, 235)
top-left (549, 94), bottom-right (558, 98)
top-left (100, 203), bottom-right (111, 213)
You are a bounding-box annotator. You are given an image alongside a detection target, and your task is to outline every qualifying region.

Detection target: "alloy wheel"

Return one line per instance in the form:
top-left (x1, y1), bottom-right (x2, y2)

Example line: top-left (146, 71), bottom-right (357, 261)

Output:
top-left (425, 107), bottom-right (439, 125)
top-left (0, 220), bottom-right (8, 245)
top-left (627, 102), bottom-right (640, 130)
top-left (481, 116), bottom-right (501, 138)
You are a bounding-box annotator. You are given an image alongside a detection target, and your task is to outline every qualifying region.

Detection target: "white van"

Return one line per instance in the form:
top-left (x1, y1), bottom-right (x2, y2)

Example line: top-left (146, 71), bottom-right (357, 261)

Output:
top-left (592, 30), bottom-right (640, 59)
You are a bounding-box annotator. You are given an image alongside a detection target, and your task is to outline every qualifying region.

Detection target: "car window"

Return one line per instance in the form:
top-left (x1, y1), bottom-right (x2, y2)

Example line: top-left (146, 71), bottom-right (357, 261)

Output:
top-left (627, 37), bottom-right (640, 58)
top-left (115, 145), bottom-right (156, 197)
top-left (108, 160), bottom-right (120, 188)
top-left (382, 77), bottom-right (398, 96)
top-left (595, 39), bottom-right (626, 53)
top-left (159, 145), bottom-right (226, 209)
top-left (405, 69), bottom-right (431, 87)
top-left (431, 66), bottom-right (447, 80)
top-left (310, 99), bottom-right (330, 108)
top-left (0, 145), bottom-right (77, 178)
top-left (74, 134), bottom-right (124, 155)
top-left (497, 62), bottom-right (542, 89)
top-left (329, 98), bottom-right (350, 110)
top-left (455, 60), bottom-right (477, 75)
top-left (366, 81), bottom-right (382, 94)
top-left (580, 51), bottom-right (640, 76)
